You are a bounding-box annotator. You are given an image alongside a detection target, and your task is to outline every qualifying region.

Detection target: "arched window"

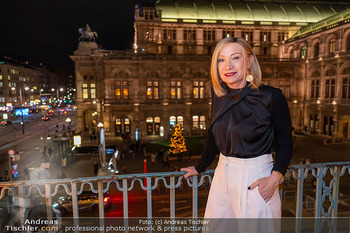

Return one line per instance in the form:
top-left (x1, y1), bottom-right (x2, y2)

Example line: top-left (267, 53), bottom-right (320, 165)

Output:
top-left (154, 117), bottom-right (160, 135)
top-left (300, 46), bottom-right (307, 59)
top-left (192, 115), bottom-right (199, 130)
top-left (170, 116), bottom-right (176, 127)
top-left (290, 49), bottom-right (294, 59)
top-left (146, 117), bottom-right (153, 135)
top-left (329, 38), bottom-right (336, 54)
top-left (200, 116), bottom-right (206, 130)
top-left (314, 42), bottom-right (319, 58)
top-left (124, 118), bottom-right (130, 133)
top-left (177, 116), bottom-right (183, 128)
top-left (115, 118), bottom-right (121, 136)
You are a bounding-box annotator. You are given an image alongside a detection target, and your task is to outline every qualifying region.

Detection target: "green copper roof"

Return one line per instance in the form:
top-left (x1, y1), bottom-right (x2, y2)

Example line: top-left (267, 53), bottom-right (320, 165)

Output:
top-left (155, 0), bottom-right (350, 23)
top-left (288, 7), bottom-right (350, 41)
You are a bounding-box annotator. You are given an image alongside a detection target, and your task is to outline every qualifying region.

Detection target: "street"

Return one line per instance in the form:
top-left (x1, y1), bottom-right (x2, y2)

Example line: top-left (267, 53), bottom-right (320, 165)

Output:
top-left (0, 110), bottom-right (77, 180)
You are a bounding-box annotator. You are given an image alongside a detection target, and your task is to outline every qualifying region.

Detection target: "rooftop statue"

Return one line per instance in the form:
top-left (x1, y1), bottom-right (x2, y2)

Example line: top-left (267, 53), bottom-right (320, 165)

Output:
top-left (78, 24), bottom-right (98, 42)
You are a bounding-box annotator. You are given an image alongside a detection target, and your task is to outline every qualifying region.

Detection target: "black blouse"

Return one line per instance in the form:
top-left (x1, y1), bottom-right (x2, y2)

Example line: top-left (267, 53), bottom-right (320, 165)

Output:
top-left (195, 83), bottom-right (293, 176)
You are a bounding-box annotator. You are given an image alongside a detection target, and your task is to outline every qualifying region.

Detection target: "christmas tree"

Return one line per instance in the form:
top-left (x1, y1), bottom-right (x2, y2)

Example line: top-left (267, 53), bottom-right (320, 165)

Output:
top-left (169, 124), bottom-right (187, 154)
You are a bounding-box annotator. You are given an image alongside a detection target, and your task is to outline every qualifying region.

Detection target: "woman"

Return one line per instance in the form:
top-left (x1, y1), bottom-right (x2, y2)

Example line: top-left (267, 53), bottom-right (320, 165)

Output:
top-left (181, 37), bottom-right (293, 222)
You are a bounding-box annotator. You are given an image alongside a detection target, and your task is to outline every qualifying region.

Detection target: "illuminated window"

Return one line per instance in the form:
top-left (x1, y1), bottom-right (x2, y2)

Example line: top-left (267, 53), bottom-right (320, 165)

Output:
top-left (177, 116), bottom-right (183, 128)
top-left (0, 75), bottom-right (2, 80)
top-left (222, 30), bottom-right (234, 38)
top-left (83, 89), bottom-right (88, 99)
top-left (83, 83), bottom-right (88, 99)
top-left (329, 38), bottom-right (336, 54)
top-left (146, 81), bottom-right (159, 99)
top-left (170, 116), bottom-right (176, 126)
top-left (241, 31), bottom-right (253, 42)
top-left (170, 81), bottom-right (182, 99)
top-left (115, 82), bottom-right (121, 100)
top-left (260, 31), bottom-right (271, 42)
top-left (301, 46), bottom-right (307, 59)
top-left (193, 81), bottom-right (204, 99)
top-left (192, 115), bottom-right (199, 130)
top-left (90, 89), bottom-right (96, 99)
top-left (90, 83), bottom-right (96, 98)
top-left (200, 116), bottom-right (206, 130)
top-left (0, 82), bottom-right (2, 87)
top-left (124, 118), bottom-right (131, 133)
top-left (115, 81), bottom-right (129, 100)
top-left (8, 75), bottom-right (10, 80)
top-left (123, 81), bottom-right (129, 100)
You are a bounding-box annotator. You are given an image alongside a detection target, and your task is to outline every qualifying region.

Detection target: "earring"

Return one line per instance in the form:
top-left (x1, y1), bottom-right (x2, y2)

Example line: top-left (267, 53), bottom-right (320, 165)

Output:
top-left (246, 70), bottom-right (254, 82)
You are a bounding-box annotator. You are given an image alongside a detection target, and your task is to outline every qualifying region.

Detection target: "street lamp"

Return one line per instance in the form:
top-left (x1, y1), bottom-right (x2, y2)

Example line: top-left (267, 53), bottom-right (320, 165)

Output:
top-left (11, 87), bottom-right (25, 135)
top-left (65, 117), bottom-right (72, 124)
top-left (97, 122), bottom-right (104, 128)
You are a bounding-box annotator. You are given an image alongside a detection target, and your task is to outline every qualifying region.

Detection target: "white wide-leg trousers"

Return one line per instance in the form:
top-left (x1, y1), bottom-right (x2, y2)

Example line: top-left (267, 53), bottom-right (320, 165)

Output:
top-left (203, 153), bottom-right (281, 233)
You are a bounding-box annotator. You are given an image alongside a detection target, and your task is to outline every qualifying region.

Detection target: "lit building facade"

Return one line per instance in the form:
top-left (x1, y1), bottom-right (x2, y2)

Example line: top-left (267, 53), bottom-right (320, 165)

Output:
top-left (0, 58), bottom-right (42, 111)
top-left (281, 9), bottom-right (350, 138)
top-left (71, 0), bottom-right (350, 140)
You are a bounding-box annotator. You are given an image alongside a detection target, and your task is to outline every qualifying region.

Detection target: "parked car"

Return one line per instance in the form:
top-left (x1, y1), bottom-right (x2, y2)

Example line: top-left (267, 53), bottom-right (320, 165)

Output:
top-left (53, 191), bottom-right (111, 215)
top-left (42, 115), bottom-right (50, 121)
top-left (0, 121), bottom-right (13, 126)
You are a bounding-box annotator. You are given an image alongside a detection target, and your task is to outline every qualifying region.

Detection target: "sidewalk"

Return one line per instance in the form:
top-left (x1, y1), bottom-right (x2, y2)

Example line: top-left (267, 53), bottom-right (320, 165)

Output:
top-left (48, 134), bottom-right (211, 180)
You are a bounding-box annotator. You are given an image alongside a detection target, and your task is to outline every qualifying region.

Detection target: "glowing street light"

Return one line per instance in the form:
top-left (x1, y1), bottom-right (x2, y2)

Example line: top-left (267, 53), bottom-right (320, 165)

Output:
top-left (97, 122), bottom-right (104, 128)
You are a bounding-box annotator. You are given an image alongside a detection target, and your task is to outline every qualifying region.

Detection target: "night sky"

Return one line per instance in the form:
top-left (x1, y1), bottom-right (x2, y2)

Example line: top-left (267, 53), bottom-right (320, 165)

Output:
top-left (0, 0), bottom-right (154, 73)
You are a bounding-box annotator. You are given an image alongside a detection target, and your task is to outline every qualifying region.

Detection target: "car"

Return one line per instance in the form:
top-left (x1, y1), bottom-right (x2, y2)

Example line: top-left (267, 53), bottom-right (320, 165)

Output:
top-left (0, 121), bottom-right (13, 126)
top-left (53, 191), bottom-right (111, 215)
top-left (42, 115), bottom-right (50, 121)
top-left (47, 109), bottom-right (55, 116)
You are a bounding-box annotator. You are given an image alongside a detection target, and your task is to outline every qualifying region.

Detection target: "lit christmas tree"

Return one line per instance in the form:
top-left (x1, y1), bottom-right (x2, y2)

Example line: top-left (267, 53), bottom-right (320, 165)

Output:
top-left (169, 124), bottom-right (187, 154)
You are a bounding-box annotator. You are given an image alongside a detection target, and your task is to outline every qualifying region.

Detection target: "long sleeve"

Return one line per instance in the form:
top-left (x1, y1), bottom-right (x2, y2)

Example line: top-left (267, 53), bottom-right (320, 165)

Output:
top-left (271, 88), bottom-right (293, 176)
top-left (195, 127), bottom-right (220, 173)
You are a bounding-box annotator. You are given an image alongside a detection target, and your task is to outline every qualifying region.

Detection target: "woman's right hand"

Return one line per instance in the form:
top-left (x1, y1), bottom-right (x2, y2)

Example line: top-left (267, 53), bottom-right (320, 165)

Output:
top-left (181, 166), bottom-right (198, 180)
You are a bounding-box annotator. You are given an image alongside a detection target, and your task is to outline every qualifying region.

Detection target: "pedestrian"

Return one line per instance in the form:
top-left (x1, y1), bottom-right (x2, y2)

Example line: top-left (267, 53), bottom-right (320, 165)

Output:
top-left (151, 153), bottom-right (156, 165)
top-left (48, 147), bottom-right (53, 159)
top-left (93, 162), bottom-right (99, 175)
top-left (304, 125), bottom-right (308, 133)
top-left (158, 148), bottom-right (164, 162)
top-left (163, 151), bottom-right (170, 168)
top-left (181, 37), bottom-right (293, 229)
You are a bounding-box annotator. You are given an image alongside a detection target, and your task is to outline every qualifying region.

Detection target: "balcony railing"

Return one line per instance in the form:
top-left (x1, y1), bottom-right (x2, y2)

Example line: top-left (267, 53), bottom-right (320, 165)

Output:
top-left (0, 161), bottom-right (349, 233)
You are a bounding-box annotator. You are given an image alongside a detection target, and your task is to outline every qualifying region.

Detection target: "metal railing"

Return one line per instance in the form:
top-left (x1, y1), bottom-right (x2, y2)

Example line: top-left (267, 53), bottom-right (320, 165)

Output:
top-left (0, 161), bottom-right (350, 233)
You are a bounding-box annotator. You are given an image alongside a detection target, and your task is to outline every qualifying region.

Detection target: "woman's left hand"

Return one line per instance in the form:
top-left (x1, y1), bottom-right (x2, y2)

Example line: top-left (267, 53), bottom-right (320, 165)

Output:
top-left (248, 171), bottom-right (281, 203)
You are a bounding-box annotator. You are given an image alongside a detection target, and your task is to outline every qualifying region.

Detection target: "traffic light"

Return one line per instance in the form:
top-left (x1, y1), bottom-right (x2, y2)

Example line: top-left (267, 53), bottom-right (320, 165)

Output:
top-left (8, 149), bottom-right (19, 178)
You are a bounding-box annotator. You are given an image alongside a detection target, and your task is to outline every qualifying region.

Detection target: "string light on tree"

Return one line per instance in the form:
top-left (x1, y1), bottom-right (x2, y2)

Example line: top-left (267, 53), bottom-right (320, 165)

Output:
top-left (169, 124), bottom-right (187, 154)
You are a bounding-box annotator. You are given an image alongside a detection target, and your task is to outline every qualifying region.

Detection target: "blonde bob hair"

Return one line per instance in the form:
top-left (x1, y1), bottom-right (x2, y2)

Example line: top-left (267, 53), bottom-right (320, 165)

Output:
top-left (211, 37), bottom-right (262, 97)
